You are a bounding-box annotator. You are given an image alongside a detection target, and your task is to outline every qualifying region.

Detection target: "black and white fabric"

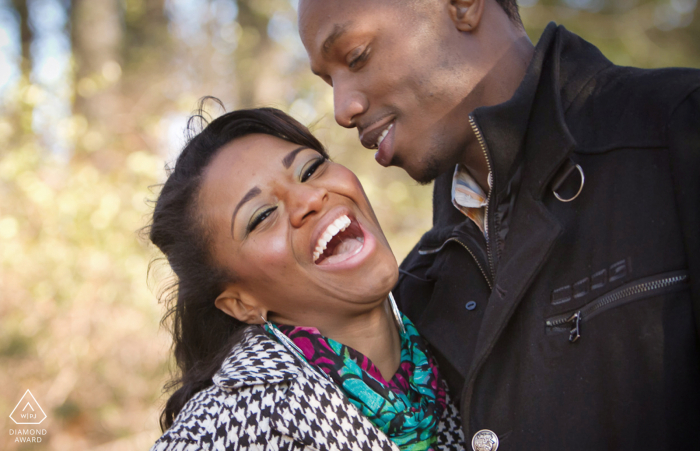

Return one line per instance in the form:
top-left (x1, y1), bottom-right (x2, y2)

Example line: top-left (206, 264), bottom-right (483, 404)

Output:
top-left (151, 327), bottom-right (466, 451)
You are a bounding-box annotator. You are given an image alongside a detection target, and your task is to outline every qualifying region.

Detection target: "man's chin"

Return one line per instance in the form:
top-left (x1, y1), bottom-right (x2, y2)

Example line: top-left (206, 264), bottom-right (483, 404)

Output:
top-left (397, 154), bottom-right (445, 186)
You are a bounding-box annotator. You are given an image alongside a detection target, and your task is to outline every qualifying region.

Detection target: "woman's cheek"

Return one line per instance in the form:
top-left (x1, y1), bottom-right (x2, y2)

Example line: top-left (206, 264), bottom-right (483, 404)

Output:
top-left (252, 233), bottom-right (291, 269)
top-left (332, 164), bottom-right (366, 197)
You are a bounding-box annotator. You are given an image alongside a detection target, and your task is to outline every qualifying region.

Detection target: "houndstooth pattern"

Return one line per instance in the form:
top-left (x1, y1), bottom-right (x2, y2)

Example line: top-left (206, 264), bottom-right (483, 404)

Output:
top-left (151, 327), bottom-right (466, 451)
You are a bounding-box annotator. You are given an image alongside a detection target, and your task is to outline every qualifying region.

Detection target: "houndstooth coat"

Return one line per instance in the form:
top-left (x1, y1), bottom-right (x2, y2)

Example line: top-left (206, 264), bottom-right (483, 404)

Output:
top-left (151, 327), bottom-right (466, 451)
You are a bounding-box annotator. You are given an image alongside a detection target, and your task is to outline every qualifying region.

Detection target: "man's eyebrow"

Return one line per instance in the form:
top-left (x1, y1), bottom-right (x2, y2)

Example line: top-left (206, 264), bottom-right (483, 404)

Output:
top-left (231, 186), bottom-right (262, 237)
top-left (282, 146), bottom-right (308, 169)
top-left (322, 22), bottom-right (351, 56)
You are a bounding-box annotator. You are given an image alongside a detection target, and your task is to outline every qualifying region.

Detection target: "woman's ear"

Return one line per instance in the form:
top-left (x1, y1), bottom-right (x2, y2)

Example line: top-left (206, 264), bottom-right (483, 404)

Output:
top-left (448, 0), bottom-right (485, 32)
top-left (215, 286), bottom-right (267, 324)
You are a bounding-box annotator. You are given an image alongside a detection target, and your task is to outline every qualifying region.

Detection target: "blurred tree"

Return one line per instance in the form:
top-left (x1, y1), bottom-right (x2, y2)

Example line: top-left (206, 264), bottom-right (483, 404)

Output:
top-left (8, 0), bottom-right (33, 140)
top-left (235, 0), bottom-right (275, 107)
top-left (522, 0), bottom-right (700, 68)
top-left (11, 0), bottom-right (31, 78)
top-left (118, 0), bottom-right (174, 159)
top-left (71, 0), bottom-right (122, 161)
top-left (123, 0), bottom-right (169, 59)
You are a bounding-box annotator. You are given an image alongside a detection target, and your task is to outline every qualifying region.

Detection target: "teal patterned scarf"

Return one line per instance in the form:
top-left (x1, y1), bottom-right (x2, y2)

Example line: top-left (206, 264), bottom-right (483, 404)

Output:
top-left (266, 315), bottom-right (446, 451)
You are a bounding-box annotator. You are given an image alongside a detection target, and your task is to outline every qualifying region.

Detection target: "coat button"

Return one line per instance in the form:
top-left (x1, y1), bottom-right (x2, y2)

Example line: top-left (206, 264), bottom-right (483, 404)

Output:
top-left (471, 429), bottom-right (499, 451)
top-left (465, 301), bottom-right (477, 310)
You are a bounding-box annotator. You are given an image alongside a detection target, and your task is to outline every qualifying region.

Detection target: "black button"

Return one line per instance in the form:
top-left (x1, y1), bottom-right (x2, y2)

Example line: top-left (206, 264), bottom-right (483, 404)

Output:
top-left (465, 301), bottom-right (477, 311)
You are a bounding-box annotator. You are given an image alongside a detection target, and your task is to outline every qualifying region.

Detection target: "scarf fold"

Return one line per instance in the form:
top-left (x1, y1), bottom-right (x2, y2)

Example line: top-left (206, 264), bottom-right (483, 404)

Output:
top-left (266, 315), bottom-right (446, 451)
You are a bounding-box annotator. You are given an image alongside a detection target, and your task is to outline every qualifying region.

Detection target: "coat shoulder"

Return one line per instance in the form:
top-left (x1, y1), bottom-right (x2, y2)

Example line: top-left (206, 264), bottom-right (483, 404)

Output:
top-left (214, 326), bottom-right (302, 389)
top-left (566, 64), bottom-right (700, 152)
top-left (151, 381), bottom-right (293, 451)
top-left (150, 328), bottom-right (304, 451)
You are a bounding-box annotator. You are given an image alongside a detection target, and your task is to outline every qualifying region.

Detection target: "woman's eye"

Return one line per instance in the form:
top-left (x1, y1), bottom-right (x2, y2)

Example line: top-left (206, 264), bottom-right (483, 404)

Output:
top-left (248, 206), bottom-right (277, 233)
top-left (301, 158), bottom-right (326, 182)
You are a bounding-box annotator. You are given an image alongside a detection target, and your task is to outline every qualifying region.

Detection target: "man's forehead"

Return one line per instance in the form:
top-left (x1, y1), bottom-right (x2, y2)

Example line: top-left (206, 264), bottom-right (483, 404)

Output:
top-left (299, 0), bottom-right (357, 17)
top-left (298, 1), bottom-right (359, 68)
top-left (298, 0), bottom-right (353, 38)
top-left (299, 0), bottom-right (418, 44)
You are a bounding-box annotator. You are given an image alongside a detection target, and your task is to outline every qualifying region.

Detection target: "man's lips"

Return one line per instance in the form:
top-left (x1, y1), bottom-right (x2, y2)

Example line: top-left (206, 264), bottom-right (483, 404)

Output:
top-left (359, 116), bottom-right (395, 150)
top-left (374, 123), bottom-right (395, 167)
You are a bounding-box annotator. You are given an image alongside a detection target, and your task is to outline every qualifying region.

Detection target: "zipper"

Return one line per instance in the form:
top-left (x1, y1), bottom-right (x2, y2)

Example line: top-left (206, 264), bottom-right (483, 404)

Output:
top-left (468, 115), bottom-right (496, 280)
top-left (419, 237), bottom-right (493, 290)
top-left (545, 271), bottom-right (689, 343)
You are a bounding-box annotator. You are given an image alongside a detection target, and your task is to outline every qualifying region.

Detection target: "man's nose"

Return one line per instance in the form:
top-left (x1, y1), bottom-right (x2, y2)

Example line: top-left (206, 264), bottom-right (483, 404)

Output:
top-left (333, 82), bottom-right (367, 128)
top-left (288, 183), bottom-right (329, 228)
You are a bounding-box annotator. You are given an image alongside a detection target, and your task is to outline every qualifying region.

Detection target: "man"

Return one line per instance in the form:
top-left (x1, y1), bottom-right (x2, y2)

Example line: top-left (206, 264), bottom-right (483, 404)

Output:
top-left (298, 0), bottom-right (700, 449)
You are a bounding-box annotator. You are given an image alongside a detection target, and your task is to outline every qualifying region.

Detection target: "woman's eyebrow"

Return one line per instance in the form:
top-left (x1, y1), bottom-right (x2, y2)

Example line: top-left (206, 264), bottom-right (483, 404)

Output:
top-left (282, 146), bottom-right (308, 169)
top-left (230, 186), bottom-right (262, 237)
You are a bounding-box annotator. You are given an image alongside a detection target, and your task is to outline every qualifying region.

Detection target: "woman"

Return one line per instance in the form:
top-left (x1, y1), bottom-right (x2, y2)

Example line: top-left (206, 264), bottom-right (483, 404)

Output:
top-left (149, 107), bottom-right (466, 451)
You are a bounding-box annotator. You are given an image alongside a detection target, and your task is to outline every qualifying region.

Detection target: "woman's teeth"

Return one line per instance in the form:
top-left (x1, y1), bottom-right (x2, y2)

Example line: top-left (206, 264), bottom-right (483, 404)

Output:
top-left (313, 215), bottom-right (352, 262)
top-left (376, 123), bottom-right (393, 148)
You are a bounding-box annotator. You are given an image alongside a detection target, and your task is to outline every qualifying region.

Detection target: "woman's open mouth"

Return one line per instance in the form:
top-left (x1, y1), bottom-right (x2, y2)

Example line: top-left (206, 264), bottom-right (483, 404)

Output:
top-left (313, 214), bottom-right (365, 265)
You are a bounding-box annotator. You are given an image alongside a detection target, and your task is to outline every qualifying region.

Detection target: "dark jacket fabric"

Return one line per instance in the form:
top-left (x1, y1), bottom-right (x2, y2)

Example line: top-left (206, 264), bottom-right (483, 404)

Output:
top-left (395, 22), bottom-right (700, 451)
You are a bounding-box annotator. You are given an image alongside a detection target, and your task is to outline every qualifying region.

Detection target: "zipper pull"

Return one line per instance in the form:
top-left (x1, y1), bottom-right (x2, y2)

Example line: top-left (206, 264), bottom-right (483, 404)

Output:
top-left (566, 311), bottom-right (582, 343)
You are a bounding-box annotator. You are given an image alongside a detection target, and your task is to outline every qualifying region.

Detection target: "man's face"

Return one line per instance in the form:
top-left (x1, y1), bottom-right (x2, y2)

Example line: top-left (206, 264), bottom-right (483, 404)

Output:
top-left (299, 0), bottom-right (484, 183)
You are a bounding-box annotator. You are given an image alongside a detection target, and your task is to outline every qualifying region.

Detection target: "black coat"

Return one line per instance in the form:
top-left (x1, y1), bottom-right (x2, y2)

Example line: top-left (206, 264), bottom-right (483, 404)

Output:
top-left (395, 22), bottom-right (700, 451)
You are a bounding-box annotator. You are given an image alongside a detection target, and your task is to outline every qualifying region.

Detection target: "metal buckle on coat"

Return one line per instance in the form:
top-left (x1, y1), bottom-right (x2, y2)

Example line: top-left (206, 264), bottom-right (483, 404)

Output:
top-left (551, 159), bottom-right (585, 202)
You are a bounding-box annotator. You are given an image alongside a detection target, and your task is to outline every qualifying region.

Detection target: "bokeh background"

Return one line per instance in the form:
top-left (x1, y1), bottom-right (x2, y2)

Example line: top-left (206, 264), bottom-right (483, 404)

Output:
top-left (0, 0), bottom-right (697, 449)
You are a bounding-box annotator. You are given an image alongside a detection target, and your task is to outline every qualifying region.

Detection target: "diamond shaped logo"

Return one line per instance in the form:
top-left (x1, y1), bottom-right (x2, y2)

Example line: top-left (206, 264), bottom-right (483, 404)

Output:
top-left (9, 390), bottom-right (47, 425)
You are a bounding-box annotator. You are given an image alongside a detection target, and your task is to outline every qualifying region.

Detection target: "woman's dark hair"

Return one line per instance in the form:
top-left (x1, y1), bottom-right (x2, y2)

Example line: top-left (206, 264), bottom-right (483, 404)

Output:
top-left (149, 104), bottom-right (328, 431)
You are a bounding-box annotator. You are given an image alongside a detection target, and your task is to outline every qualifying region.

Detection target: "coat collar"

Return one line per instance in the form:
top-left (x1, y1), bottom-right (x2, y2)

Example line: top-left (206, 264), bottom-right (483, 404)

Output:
top-left (213, 326), bottom-right (302, 390)
top-left (432, 22), bottom-right (614, 225)
top-left (213, 326), bottom-right (400, 451)
top-left (475, 21), bottom-right (613, 199)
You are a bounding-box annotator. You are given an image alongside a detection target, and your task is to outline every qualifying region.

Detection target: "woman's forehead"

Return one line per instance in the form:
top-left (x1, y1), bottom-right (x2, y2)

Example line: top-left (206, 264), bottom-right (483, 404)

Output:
top-left (200, 134), bottom-right (316, 199)
top-left (211, 135), bottom-right (304, 171)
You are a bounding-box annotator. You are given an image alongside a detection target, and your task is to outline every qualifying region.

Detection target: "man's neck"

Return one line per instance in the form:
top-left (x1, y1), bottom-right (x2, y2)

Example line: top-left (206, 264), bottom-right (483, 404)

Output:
top-left (462, 141), bottom-right (491, 194)
top-left (463, 33), bottom-right (534, 194)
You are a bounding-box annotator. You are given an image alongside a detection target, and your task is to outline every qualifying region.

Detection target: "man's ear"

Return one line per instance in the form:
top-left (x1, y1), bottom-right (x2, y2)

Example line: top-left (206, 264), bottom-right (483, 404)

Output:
top-left (214, 285), bottom-right (267, 324)
top-left (448, 0), bottom-right (485, 32)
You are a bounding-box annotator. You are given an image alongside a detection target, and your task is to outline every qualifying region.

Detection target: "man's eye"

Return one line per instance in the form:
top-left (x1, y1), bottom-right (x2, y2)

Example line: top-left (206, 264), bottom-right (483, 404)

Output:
top-left (348, 49), bottom-right (369, 70)
top-left (301, 158), bottom-right (326, 182)
top-left (248, 206), bottom-right (277, 233)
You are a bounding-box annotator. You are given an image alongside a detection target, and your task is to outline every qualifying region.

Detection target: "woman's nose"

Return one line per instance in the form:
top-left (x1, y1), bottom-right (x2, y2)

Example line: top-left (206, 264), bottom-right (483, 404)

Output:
top-left (288, 183), bottom-right (329, 228)
top-left (333, 81), bottom-right (368, 128)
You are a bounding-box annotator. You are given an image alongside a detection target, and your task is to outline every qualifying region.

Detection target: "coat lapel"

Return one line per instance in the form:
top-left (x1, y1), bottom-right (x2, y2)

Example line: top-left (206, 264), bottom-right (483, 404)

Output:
top-left (269, 366), bottom-right (399, 451)
top-left (460, 25), bottom-right (589, 425)
top-left (460, 193), bottom-right (563, 422)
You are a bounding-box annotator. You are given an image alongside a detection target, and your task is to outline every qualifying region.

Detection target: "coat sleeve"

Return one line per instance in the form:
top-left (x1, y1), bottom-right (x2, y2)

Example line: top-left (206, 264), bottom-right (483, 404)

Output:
top-left (150, 437), bottom-right (207, 451)
top-left (668, 86), bottom-right (700, 342)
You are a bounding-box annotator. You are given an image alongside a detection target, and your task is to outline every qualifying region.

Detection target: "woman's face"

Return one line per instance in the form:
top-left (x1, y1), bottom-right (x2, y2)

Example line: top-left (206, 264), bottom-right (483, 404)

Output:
top-left (198, 133), bottom-right (398, 329)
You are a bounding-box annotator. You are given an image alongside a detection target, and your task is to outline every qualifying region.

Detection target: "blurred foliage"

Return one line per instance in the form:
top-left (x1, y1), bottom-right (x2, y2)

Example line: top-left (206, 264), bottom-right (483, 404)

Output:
top-left (0, 0), bottom-right (697, 449)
